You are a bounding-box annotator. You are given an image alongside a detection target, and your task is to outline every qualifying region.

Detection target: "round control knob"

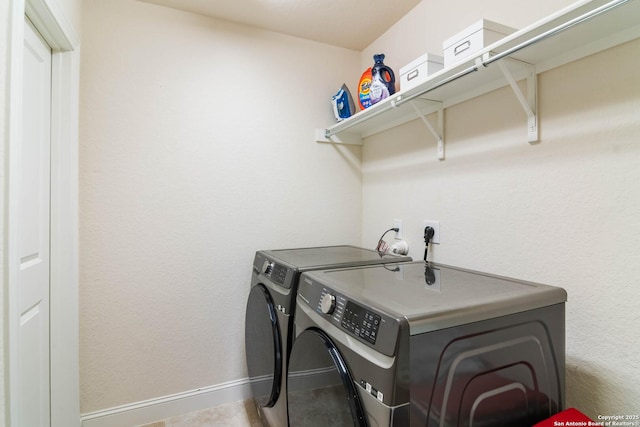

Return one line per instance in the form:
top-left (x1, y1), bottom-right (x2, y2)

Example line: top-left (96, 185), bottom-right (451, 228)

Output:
top-left (320, 293), bottom-right (336, 315)
top-left (262, 261), bottom-right (274, 275)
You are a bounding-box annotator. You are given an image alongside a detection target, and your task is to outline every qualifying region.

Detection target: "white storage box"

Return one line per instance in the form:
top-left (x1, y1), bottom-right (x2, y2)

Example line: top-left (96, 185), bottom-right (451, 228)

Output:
top-left (399, 53), bottom-right (444, 91)
top-left (443, 19), bottom-right (516, 67)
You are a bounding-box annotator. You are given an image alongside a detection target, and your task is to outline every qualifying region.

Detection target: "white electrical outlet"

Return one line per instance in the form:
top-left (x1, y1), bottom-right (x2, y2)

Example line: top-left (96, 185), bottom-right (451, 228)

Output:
top-left (394, 219), bottom-right (403, 240)
top-left (423, 220), bottom-right (440, 244)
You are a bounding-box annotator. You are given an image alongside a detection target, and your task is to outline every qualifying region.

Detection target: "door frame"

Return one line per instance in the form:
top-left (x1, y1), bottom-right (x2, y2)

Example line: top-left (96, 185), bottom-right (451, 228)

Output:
top-left (6, 0), bottom-right (80, 425)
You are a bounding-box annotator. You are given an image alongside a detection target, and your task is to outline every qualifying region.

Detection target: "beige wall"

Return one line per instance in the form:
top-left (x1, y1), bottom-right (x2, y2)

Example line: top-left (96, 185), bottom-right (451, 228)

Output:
top-left (79, 0), bottom-right (361, 413)
top-left (362, 0), bottom-right (640, 418)
top-left (56, 0), bottom-right (83, 35)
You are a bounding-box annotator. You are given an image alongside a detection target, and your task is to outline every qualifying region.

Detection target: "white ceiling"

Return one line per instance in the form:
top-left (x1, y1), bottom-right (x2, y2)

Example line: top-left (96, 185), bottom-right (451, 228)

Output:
top-left (141, 0), bottom-right (422, 51)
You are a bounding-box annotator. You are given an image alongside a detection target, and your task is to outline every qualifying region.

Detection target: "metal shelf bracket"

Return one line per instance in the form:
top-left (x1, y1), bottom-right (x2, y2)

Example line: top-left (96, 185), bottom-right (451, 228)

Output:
top-left (315, 128), bottom-right (362, 145)
top-left (496, 58), bottom-right (538, 143)
top-left (409, 100), bottom-right (445, 160)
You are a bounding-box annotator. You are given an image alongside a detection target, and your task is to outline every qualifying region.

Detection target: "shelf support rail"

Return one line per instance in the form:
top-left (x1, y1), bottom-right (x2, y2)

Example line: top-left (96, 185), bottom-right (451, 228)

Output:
top-left (409, 100), bottom-right (445, 160)
top-left (484, 0), bottom-right (631, 67)
top-left (316, 128), bottom-right (363, 145)
top-left (495, 58), bottom-right (538, 143)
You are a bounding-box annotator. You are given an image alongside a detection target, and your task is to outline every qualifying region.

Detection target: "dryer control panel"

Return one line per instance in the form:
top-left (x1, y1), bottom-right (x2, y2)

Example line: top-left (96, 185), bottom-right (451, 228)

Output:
top-left (253, 253), bottom-right (295, 289)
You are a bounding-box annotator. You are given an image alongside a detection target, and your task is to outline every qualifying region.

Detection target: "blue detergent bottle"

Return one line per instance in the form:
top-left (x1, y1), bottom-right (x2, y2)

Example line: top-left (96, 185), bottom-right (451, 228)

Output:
top-left (369, 54), bottom-right (396, 105)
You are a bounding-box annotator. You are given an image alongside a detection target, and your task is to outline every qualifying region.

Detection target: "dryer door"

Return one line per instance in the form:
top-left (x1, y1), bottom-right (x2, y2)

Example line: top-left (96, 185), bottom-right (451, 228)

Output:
top-left (245, 284), bottom-right (282, 407)
top-left (287, 328), bottom-right (368, 427)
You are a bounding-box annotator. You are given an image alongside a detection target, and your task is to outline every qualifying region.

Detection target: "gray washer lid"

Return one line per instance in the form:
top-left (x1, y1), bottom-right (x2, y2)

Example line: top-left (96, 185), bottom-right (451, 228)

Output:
top-left (304, 261), bottom-right (567, 335)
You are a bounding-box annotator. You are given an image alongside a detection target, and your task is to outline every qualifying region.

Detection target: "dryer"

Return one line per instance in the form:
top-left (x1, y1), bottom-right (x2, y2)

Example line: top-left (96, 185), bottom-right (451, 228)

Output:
top-left (289, 261), bottom-right (566, 426)
top-left (244, 246), bottom-right (411, 427)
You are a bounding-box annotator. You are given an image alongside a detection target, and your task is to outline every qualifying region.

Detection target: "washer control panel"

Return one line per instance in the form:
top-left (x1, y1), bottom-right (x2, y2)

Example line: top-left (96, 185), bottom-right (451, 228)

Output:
top-left (341, 301), bottom-right (381, 345)
top-left (320, 293), bottom-right (336, 314)
top-left (308, 284), bottom-right (399, 356)
top-left (317, 290), bottom-right (347, 327)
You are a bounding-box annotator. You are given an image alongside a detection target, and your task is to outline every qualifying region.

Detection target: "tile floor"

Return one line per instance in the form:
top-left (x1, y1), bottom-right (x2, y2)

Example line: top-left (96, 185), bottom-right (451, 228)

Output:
top-left (137, 399), bottom-right (264, 427)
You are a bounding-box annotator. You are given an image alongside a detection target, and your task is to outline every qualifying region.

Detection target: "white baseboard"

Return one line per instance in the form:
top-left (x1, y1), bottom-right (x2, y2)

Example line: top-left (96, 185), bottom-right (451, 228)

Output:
top-left (80, 378), bottom-right (253, 427)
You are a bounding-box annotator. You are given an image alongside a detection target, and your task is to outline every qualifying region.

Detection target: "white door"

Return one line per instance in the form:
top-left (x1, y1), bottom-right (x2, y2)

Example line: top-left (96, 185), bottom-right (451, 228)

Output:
top-left (18, 16), bottom-right (52, 426)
